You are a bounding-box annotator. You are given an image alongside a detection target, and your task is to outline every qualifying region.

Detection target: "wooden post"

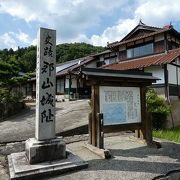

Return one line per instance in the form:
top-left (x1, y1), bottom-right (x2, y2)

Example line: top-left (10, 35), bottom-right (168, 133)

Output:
top-left (135, 129), bottom-right (140, 138)
top-left (97, 113), bottom-right (103, 149)
top-left (140, 86), bottom-right (147, 140)
top-left (88, 112), bottom-right (92, 144)
top-left (91, 85), bottom-right (99, 146)
top-left (146, 112), bottom-right (153, 144)
top-left (100, 115), bottom-right (104, 149)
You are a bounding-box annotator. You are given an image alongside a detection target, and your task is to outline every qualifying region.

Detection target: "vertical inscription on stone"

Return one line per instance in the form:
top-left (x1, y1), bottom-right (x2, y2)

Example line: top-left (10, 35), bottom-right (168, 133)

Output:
top-left (36, 28), bottom-right (56, 140)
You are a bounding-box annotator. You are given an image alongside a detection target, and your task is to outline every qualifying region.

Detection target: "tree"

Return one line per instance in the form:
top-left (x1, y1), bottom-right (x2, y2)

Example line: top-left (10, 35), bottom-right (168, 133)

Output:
top-left (19, 50), bottom-right (36, 72)
top-left (56, 43), bottom-right (104, 63)
top-left (0, 60), bottom-right (33, 103)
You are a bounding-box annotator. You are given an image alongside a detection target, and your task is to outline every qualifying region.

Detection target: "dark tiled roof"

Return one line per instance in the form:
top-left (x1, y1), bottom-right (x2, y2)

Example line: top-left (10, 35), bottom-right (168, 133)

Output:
top-left (120, 23), bottom-right (162, 42)
top-left (56, 56), bottom-right (94, 77)
top-left (107, 27), bottom-right (172, 48)
top-left (103, 48), bottom-right (180, 70)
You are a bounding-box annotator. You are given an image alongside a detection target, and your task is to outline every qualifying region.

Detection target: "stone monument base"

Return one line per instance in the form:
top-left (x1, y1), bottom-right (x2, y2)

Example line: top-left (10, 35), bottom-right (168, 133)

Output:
top-left (25, 137), bottom-right (66, 164)
top-left (8, 150), bottom-right (88, 180)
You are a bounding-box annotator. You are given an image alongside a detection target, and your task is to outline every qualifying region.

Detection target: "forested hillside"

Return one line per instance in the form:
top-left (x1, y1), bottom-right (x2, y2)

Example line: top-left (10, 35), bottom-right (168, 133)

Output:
top-left (0, 43), bottom-right (104, 73)
top-left (0, 42), bottom-right (104, 103)
top-left (56, 43), bottom-right (104, 63)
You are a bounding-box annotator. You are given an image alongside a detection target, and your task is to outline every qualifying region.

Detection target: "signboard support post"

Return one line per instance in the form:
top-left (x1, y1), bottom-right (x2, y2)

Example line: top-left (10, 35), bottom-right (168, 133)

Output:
top-left (97, 113), bottom-right (104, 149)
top-left (88, 112), bottom-right (92, 144)
top-left (135, 129), bottom-right (140, 138)
top-left (91, 85), bottom-right (99, 146)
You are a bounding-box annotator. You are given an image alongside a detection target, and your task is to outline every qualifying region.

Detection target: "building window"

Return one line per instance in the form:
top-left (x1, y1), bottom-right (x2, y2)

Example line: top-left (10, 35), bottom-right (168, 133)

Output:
top-left (127, 43), bottom-right (153, 58)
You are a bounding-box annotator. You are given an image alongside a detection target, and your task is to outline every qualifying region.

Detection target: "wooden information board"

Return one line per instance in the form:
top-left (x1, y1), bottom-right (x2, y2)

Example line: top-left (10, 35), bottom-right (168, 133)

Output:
top-left (100, 86), bottom-right (141, 125)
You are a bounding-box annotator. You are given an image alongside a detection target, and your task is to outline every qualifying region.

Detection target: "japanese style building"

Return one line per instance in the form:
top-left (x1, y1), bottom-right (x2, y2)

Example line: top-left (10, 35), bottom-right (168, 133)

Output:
top-left (24, 21), bottom-right (180, 100)
top-left (103, 21), bottom-right (180, 100)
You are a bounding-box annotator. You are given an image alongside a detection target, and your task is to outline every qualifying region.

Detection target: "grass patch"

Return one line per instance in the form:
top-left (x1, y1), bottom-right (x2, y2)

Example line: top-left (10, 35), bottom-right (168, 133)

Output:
top-left (153, 126), bottom-right (180, 143)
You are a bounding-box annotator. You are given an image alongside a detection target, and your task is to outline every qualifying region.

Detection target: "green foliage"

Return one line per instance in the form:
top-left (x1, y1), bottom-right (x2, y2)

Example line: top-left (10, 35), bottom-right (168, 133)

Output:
top-left (153, 126), bottom-right (180, 142)
top-left (0, 88), bottom-right (23, 103)
top-left (0, 43), bottom-right (104, 72)
top-left (146, 88), bottom-right (171, 129)
top-left (18, 49), bottom-right (36, 72)
top-left (0, 43), bottom-right (103, 103)
top-left (56, 43), bottom-right (104, 63)
top-left (0, 60), bottom-right (33, 103)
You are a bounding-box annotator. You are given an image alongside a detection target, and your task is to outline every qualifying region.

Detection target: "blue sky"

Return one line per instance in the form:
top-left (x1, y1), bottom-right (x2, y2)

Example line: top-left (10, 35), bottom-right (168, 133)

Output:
top-left (0, 0), bottom-right (180, 50)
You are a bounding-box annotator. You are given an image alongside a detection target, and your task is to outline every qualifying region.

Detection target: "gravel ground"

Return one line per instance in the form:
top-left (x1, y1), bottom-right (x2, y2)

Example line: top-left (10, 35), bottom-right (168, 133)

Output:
top-left (56, 135), bottom-right (180, 180)
top-left (0, 133), bottom-right (180, 180)
top-left (0, 99), bottom-right (180, 180)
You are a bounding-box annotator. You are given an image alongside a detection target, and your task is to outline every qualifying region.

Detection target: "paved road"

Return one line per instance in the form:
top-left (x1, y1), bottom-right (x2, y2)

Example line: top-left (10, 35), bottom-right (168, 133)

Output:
top-left (0, 100), bottom-right (90, 143)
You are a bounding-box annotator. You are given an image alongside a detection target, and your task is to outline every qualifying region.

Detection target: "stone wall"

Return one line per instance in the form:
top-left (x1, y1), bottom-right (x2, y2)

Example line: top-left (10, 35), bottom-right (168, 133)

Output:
top-left (0, 102), bottom-right (26, 121)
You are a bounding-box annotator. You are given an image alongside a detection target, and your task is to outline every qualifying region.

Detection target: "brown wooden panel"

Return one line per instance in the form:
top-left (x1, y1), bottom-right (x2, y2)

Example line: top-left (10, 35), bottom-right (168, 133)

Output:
top-left (118, 50), bottom-right (127, 61)
top-left (102, 123), bottom-right (141, 133)
top-left (154, 40), bottom-right (165, 53)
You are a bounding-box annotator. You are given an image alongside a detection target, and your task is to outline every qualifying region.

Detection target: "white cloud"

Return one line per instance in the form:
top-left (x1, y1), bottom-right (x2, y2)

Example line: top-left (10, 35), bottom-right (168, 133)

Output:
top-left (10, 31), bottom-right (30, 44)
top-left (0, 33), bottom-right (17, 50)
top-left (0, 0), bottom-right (129, 44)
top-left (135, 0), bottom-right (180, 26)
top-left (90, 19), bottom-right (138, 46)
top-left (1, 0), bottom-right (180, 49)
top-left (90, 0), bottom-right (180, 46)
top-left (0, 31), bottom-right (31, 50)
top-left (31, 38), bottom-right (37, 46)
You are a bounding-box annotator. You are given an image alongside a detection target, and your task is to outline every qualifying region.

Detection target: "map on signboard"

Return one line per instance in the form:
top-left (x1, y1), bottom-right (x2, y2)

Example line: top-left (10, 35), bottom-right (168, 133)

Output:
top-left (102, 103), bottom-right (127, 125)
top-left (99, 86), bottom-right (141, 125)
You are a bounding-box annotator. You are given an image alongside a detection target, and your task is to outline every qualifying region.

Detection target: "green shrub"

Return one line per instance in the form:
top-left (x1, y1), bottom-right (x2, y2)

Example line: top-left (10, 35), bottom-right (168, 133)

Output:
top-left (146, 88), bottom-right (171, 129)
top-left (0, 88), bottom-right (23, 103)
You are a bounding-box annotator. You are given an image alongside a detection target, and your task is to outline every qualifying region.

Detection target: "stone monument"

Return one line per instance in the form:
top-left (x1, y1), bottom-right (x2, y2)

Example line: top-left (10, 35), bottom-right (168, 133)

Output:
top-left (8, 28), bottom-right (88, 180)
top-left (25, 28), bottom-right (66, 164)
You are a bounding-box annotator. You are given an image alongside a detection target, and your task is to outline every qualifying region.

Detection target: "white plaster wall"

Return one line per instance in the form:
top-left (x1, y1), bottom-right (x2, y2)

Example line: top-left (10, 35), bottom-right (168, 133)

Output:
top-left (56, 78), bottom-right (64, 93)
top-left (65, 77), bottom-right (77, 88)
top-left (65, 78), bottom-right (69, 89)
top-left (100, 56), bottom-right (104, 61)
top-left (71, 78), bottom-right (77, 88)
top-left (177, 59), bottom-right (180, 85)
top-left (179, 66), bottom-right (180, 86)
top-left (167, 64), bottom-right (177, 85)
top-left (33, 83), bottom-right (36, 91)
top-left (145, 66), bottom-right (165, 84)
top-left (86, 61), bottom-right (97, 68)
top-left (79, 79), bottom-right (83, 88)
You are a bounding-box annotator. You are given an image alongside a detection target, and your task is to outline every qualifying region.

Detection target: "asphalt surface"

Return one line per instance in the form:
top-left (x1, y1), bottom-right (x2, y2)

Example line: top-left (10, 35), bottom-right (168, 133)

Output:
top-left (0, 100), bottom-right (90, 143)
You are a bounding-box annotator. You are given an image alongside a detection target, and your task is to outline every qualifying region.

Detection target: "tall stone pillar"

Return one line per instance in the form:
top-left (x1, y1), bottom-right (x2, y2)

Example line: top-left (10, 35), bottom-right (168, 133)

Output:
top-left (25, 28), bottom-right (66, 164)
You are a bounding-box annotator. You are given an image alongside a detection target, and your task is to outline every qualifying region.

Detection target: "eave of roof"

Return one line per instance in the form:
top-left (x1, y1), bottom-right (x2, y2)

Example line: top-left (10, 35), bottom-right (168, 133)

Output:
top-left (81, 68), bottom-right (158, 81)
top-left (107, 27), bottom-right (172, 49)
top-left (120, 23), bottom-right (162, 42)
top-left (103, 48), bottom-right (180, 70)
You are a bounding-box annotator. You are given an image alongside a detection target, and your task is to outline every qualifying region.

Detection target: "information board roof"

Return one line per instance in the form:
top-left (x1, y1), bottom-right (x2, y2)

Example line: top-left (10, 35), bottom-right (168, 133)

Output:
top-left (80, 68), bottom-right (159, 81)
